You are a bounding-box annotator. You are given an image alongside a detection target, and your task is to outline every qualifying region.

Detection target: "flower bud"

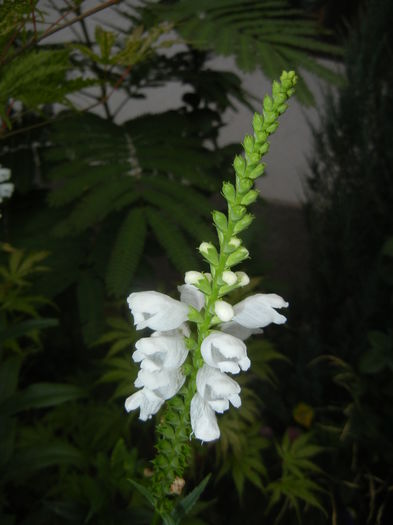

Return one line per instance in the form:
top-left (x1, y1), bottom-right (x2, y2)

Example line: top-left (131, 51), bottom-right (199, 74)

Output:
top-left (226, 247), bottom-right (249, 267)
top-left (247, 152), bottom-right (260, 165)
top-left (267, 122), bottom-right (279, 134)
top-left (263, 95), bottom-right (274, 111)
top-left (222, 270), bottom-right (237, 286)
top-left (185, 271), bottom-right (204, 286)
top-left (212, 210), bottom-right (227, 232)
top-left (228, 237), bottom-right (241, 249)
top-left (253, 113), bottom-right (264, 131)
top-left (222, 181), bottom-right (236, 204)
top-left (237, 177), bottom-right (253, 193)
top-left (248, 164), bottom-right (264, 180)
top-left (214, 300), bottom-right (234, 322)
top-left (233, 213), bottom-right (254, 234)
top-left (233, 155), bottom-right (246, 176)
top-left (259, 143), bottom-right (269, 155)
top-left (243, 135), bottom-right (254, 154)
top-left (199, 242), bottom-right (219, 265)
top-left (230, 205), bottom-right (246, 221)
top-left (236, 271), bottom-right (250, 287)
top-left (241, 189), bottom-right (259, 205)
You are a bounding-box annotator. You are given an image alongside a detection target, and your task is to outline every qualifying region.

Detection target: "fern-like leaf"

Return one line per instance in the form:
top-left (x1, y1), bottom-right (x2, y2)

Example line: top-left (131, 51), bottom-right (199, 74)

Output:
top-left (106, 207), bottom-right (147, 297)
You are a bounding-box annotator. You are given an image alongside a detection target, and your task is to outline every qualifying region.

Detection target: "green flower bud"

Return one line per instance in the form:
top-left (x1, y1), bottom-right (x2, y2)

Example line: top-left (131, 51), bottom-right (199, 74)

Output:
top-left (212, 210), bottom-right (228, 232)
top-left (237, 177), bottom-right (253, 193)
top-left (267, 122), bottom-right (279, 134)
top-left (248, 152), bottom-right (260, 165)
top-left (255, 131), bottom-right (268, 143)
top-left (277, 103), bottom-right (288, 115)
top-left (272, 80), bottom-right (281, 97)
top-left (233, 155), bottom-right (246, 176)
top-left (233, 213), bottom-right (254, 234)
top-left (226, 246), bottom-right (249, 267)
top-left (243, 135), bottom-right (254, 154)
top-left (259, 143), bottom-right (269, 155)
top-left (230, 205), bottom-right (246, 221)
top-left (248, 163), bottom-right (264, 179)
top-left (263, 95), bottom-right (273, 112)
top-left (222, 181), bottom-right (236, 204)
top-left (241, 189), bottom-right (259, 205)
top-left (228, 236), bottom-right (241, 249)
top-left (199, 241), bottom-right (219, 265)
top-left (253, 113), bottom-right (264, 131)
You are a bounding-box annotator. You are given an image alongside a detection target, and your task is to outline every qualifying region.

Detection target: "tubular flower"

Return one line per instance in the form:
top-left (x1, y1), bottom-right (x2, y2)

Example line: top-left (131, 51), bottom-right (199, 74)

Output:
top-left (200, 331), bottom-right (250, 374)
top-left (133, 334), bottom-right (188, 372)
top-left (125, 388), bottom-right (165, 421)
top-left (127, 291), bottom-right (189, 331)
top-left (196, 364), bottom-right (241, 413)
top-left (220, 292), bottom-right (289, 339)
top-left (190, 365), bottom-right (242, 441)
top-left (232, 293), bottom-right (288, 329)
top-left (190, 393), bottom-right (220, 442)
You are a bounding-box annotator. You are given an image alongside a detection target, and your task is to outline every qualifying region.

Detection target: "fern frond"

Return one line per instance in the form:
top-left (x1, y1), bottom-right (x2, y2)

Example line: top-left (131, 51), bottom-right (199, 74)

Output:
top-left (105, 207), bottom-right (147, 297)
top-left (139, 0), bottom-right (343, 105)
top-left (146, 207), bottom-right (199, 273)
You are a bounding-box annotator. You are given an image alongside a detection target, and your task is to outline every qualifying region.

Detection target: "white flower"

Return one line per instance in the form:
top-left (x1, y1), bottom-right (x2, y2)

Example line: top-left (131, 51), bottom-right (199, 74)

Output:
top-left (196, 364), bottom-right (241, 413)
top-left (214, 300), bottom-right (234, 322)
top-left (135, 368), bottom-right (185, 400)
top-left (190, 393), bottom-right (220, 442)
top-left (0, 167), bottom-right (11, 183)
top-left (232, 293), bottom-right (288, 329)
top-left (200, 331), bottom-right (250, 374)
top-left (125, 388), bottom-right (165, 421)
top-left (127, 291), bottom-right (189, 331)
top-left (133, 334), bottom-right (188, 372)
top-left (178, 284), bottom-right (205, 311)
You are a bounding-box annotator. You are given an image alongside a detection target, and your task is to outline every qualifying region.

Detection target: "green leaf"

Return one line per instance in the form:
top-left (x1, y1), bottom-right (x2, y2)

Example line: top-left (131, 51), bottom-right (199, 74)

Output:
top-left (0, 318), bottom-right (58, 344)
top-left (0, 382), bottom-right (86, 415)
top-left (5, 442), bottom-right (83, 480)
top-left (128, 479), bottom-right (156, 508)
top-left (106, 207), bottom-right (147, 297)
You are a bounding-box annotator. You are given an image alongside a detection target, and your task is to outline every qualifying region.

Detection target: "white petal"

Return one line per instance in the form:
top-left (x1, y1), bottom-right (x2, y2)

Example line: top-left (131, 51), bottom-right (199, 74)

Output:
top-left (220, 320), bottom-right (262, 341)
top-left (127, 291), bottom-right (189, 331)
top-left (233, 293), bottom-right (288, 329)
top-left (222, 271), bottom-right (237, 286)
top-left (184, 271), bottom-right (204, 286)
top-left (201, 332), bottom-right (250, 374)
top-left (0, 168), bottom-right (11, 183)
top-left (190, 393), bottom-right (220, 442)
top-left (214, 300), bottom-right (234, 322)
top-left (178, 284), bottom-right (205, 311)
top-left (196, 365), bottom-right (241, 413)
top-left (125, 388), bottom-right (164, 421)
top-left (152, 323), bottom-right (191, 338)
top-left (135, 368), bottom-right (185, 399)
top-left (133, 334), bottom-right (188, 370)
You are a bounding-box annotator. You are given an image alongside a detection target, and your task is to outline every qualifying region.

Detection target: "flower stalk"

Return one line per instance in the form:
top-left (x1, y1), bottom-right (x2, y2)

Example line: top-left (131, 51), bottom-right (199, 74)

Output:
top-left (126, 71), bottom-right (297, 518)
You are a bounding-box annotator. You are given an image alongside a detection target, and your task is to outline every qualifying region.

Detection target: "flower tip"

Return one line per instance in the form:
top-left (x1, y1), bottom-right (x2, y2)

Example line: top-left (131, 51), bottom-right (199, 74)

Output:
top-left (214, 300), bottom-right (234, 322)
top-left (184, 270), bottom-right (203, 285)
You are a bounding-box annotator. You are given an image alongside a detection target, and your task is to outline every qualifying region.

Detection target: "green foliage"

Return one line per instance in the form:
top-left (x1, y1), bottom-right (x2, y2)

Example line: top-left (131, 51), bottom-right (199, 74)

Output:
top-left (137, 0), bottom-right (343, 105)
top-left (266, 432), bottom-right (325, 520)
top-left (0, 49), bottom-right (94, 126)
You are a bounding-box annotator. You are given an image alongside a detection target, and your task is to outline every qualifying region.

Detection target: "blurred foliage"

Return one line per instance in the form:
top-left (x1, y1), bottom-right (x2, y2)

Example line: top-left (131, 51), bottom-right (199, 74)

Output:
top-left (298, 0), bottom-right (393, 522)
